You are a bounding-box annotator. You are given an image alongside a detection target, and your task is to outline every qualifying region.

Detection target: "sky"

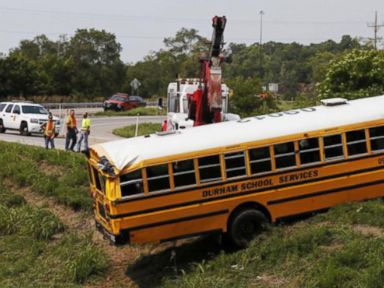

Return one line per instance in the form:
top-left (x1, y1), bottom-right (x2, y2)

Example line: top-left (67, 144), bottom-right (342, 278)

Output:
top-left (0, 0), bottom-right (383, 63)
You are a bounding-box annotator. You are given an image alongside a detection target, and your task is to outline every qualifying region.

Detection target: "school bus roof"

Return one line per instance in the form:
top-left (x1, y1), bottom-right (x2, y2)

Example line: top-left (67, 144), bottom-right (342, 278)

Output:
top-left (91, 95), bottom-right (384, 172)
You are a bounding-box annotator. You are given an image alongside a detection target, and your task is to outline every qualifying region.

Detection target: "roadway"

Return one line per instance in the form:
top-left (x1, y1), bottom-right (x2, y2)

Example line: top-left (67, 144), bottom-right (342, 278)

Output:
top-left (0, 115), bottom-right (165, 150)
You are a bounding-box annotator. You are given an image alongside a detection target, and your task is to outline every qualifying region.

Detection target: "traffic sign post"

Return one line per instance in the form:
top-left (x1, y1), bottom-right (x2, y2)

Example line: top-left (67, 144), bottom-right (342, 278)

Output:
top-left (130, 78), bottom-right (141, 95)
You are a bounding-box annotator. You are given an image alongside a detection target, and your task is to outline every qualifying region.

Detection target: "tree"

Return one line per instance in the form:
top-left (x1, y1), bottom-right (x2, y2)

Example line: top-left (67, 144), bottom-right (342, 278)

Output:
top-left (0, 54), bottom-right (40, 97)
top-left (226, 76), bottom-right (262, 117)
top-left (69, 29), bottom-right (122, 65)
top-left (68, 29), bottom-right (125, 97)
top-left (308, 51), bottom-right (337, 83)
top-left (163, 28), bottom-right (206, 56)
top-left (317, 49), bottom-right (384, 99)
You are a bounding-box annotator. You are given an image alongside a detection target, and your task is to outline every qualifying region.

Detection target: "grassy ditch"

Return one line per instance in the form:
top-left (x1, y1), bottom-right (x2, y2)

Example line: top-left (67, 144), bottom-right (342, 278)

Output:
top-left (94, 107), bottom-right (166, 117)
top-left (0, 141), bottom-right (91, 211)
top-left (161, 199), bottom-right (384, 288)
top-left (0, 184), bottom-right (108, 287)
top-left (113, 123), bottom-right (162, 138)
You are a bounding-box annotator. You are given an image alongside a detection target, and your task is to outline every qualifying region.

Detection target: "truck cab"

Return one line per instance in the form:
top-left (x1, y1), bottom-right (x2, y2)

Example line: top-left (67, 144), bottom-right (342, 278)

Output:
top-left (166, 79), bottom-right (238, 130)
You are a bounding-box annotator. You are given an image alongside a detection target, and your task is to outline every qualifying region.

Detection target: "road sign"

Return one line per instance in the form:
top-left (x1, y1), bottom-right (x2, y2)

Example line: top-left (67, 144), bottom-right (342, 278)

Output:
top-left (130, 78), bottom-right (141, 90)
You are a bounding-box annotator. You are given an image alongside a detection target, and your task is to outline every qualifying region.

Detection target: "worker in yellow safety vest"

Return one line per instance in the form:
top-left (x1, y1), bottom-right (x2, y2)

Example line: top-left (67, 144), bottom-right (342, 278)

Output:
top-left (77, 112), bottom-right (91, 152)
top-left (41, 113), bottom-right (56, 149)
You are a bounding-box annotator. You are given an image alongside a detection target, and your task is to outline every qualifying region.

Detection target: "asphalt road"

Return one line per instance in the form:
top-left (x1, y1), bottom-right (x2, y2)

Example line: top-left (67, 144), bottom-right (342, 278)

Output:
top-left (0, 115), bottom-right (165, 150)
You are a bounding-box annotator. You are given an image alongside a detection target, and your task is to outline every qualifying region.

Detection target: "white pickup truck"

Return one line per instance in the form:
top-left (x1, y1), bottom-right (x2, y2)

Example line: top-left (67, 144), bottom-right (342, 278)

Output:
top-left (0, 101), bottom-right (61, 136)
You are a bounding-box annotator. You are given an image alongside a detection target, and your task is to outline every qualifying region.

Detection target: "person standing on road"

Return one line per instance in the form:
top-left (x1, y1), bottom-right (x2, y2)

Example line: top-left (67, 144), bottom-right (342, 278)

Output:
top-left (41, 112), bottom-right (56, 149)
top-left (65, 109), bottom-right (77, 151)
top-left (77, 112), bottom-right (91, 152)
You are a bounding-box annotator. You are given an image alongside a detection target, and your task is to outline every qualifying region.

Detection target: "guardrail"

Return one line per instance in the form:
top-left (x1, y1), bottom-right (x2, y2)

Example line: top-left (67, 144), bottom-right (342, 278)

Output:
top-left (42, 102), bottom-right (104, 109)
top-left (42, 101), bottom-right (165, 110)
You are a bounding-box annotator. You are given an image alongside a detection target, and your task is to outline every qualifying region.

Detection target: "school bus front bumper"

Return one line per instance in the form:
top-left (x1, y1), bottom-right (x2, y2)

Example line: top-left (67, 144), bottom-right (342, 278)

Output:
top-left (95, 220), bottom-right (129, 245)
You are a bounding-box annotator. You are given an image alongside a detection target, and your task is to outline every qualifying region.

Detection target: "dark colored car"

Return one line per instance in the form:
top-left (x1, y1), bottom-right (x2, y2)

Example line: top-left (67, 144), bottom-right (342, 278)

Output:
top-left (103, 93), bottom-right (146, 111)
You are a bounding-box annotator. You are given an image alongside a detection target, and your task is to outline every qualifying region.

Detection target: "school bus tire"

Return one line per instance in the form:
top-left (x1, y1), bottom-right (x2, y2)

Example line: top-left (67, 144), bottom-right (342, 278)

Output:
top-left (227, 208), bottom-right (268, 248)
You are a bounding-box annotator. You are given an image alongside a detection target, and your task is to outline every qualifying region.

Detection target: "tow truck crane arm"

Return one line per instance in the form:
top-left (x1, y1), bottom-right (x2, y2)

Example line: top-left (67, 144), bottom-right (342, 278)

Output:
top-left (189, 16), bottom-right (227, 126)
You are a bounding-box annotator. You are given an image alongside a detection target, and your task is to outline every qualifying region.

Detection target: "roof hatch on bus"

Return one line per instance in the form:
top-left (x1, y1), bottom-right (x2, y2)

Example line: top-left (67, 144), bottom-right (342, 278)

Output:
top-left (320, 98), bottom-right (348, 106)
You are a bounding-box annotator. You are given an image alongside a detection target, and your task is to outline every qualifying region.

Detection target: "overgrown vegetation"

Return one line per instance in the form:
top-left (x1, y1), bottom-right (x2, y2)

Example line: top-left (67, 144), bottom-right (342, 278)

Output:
top-left (0, 183), bottom-right (108, 287)
top-left (160, 199), bottom-right (384, 287)
top-left (0, 141), bottom-right (91, 211)
top-left (94, 106), bottom-right (166, 117)
top-left (113, 122), bottom-right (162, 138)
top-left (317, 49), bottom-right (384, 99)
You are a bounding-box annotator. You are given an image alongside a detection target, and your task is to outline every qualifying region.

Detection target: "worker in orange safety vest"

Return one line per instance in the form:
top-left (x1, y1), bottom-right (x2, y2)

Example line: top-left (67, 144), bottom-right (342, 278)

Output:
top-left (41, 112), bottom-right (56, 149)
top-left (65, 109), bottom-right (78, 151)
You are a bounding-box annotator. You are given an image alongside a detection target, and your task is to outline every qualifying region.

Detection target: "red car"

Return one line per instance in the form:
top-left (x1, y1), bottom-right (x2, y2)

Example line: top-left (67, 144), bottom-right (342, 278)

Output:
top-left (103, 93), bottom-right (146, 111)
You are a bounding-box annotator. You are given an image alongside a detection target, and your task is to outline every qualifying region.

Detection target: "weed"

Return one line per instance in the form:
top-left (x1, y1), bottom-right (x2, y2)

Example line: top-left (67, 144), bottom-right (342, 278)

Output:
top-left (315, 199), bottom-right (384, 228)
top-left (113, 122), bottom-right (162, 138)
top-left (161, 204), bottom-right (384, 287)
top-left (57, 233), bottom-right (108, 283)
top-left (0, 186), bottom-right (26, 207)
top-left (0, 205), bottom-right (20, 235)
top-left (22, 206), bottom-right (65, 240)
top-left (0, 141), bottom-right (92, 211)
top-left (0, 186), bottom-right (107, 287)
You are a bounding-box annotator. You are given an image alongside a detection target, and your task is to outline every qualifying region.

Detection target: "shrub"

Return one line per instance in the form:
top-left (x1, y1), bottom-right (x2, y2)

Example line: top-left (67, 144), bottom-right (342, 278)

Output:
top-left (22, 207), bottom-right (64, 240)
top-left (59, 234), bottom-right (108, 283)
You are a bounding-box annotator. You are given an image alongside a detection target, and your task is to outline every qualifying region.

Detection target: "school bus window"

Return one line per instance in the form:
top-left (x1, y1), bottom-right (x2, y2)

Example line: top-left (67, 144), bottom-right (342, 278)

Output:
top-left (99, 175), bottom-right (106, 193)
top-left (274, 142), bottom-right (296, 169)
top-left (173, 160), bottom-right (196, 188)
top-left (224, 152), bottom-right (246, 178)
top-left (198, 155), bottom-right (222, 183)
top-left (299, 138), bottom-right (321, 164)
top-left (87, 163), bottom-right (94, 185)
top-left (92, 167), bottom-right (104, 193)
top-left (369, 126), bottom-right (384, 152)
top-left (346, 129), bottom-right (367, 156)
top-left (147, 164), bottom-right (170, 192)
top-left (120, 169), bottom-right (143, 198)
top-left (323, 134), bottom-right (344, 161)
top-left (249, 146), bottom-right (272, 174)
top-left (98, 202), bottom-right (106, 219)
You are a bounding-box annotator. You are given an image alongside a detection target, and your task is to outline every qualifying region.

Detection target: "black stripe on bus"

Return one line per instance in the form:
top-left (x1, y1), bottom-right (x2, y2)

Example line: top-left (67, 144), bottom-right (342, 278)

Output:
top-left (267, 179), bottom-right (384, 206)
top-left (116, 152), bottom-right (384, 204)
top-left (109, 165), bottom-right (384, 219)
top-left (128, 209), bottom-right (228, 232)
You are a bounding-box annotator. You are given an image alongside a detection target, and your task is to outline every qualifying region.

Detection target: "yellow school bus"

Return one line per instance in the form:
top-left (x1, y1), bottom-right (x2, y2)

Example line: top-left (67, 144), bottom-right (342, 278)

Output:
top-left (87, 95), bottom-right (384, 247)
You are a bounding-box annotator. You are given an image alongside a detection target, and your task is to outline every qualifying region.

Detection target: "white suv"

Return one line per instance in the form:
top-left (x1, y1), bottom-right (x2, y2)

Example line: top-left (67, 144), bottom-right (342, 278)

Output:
top-left (0, 101), bottom-right (61, 136)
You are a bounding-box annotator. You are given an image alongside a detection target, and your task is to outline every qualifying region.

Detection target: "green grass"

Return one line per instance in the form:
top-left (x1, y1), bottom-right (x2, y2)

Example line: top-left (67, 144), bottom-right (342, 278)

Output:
top-left (0, 141), bottom-right (92, 211)
top-left (160, 199), bottom-right (384, 288)
top-left (94, 106), bottom-right (166, 117)
top-left (0, 184), bottom-right (108, 287)
top-left (113, 122), bottom-right (162, 138)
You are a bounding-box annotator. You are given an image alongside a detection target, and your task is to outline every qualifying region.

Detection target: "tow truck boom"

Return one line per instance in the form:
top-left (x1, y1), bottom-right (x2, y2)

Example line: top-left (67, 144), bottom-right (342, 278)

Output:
top-left (189, 16), bottom-right (227, 126)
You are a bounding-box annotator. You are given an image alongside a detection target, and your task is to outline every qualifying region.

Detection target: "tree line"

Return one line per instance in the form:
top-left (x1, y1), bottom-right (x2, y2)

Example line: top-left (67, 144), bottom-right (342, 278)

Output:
top-left (0, 29), bottom-right (125, 100)
top-left (1, 28), bottom-right (383, 114)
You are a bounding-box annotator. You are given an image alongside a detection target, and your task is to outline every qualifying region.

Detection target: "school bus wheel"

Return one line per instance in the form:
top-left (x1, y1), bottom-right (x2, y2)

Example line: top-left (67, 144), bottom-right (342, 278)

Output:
top-left (227, 208), bottom-right (268, 248)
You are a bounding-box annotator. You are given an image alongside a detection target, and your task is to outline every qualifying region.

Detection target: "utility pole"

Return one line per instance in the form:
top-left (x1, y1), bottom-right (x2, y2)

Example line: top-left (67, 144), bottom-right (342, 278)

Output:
top-left (259, 10), bottom-right (265, 78)
top-left (259, 10), bottom-right (265, 46)
top-left (367, 11), bottom-right (384, 50)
